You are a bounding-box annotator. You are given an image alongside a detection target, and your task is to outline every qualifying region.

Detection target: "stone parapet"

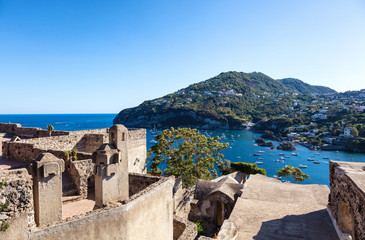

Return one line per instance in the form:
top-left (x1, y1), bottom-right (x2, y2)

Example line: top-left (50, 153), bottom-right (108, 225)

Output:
top-left (69, 159), bottom-right (94, 198)
top-left (0, 123), bottom-right (69, 138)
top-left (173, 215), bottom-right (197, 240)
top-left (328, 161), bottom-right (365, 240)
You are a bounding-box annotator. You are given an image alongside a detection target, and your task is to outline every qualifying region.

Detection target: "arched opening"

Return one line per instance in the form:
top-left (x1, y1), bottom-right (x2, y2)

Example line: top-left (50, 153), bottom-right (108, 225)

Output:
top-left (216, 200), bottom-right (224, 226)
top-left (338, 201), bottom-right (354, 238)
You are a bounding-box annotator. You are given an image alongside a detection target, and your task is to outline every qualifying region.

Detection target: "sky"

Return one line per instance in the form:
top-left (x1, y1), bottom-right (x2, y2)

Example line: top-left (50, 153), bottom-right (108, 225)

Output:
top-left (0, 0), bottom-right (364, 114)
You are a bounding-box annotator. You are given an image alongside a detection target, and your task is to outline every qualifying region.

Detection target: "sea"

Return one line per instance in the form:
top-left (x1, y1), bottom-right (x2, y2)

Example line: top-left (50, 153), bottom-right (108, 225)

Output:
top-left (1, 114), bottom-right (364, 186)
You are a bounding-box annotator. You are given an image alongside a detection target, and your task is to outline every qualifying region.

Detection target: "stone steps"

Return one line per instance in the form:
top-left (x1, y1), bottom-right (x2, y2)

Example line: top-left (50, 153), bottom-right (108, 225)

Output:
top-left (62, 195), bottom-right (82, 203)
top-left (62, 187), bottom-right (78, 197)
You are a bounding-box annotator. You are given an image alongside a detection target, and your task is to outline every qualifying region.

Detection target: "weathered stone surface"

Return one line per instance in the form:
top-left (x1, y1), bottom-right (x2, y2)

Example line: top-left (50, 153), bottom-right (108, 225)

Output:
top-left (32, 153), bottom-right (63, 227)
top-left (220, 174), bottom-right (339, 240)
top-left (69, 159), bottom-right (94, 198)
top-left (328, 161), bottom-right (365, 240)
top-left (173, 215), bottom-right (197, 240)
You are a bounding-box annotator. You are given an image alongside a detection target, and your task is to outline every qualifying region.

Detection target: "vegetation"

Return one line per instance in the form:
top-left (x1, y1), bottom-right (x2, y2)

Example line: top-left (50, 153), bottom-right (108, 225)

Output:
top-left (47, 124), bottom-right (54, 136)
top-left (231, 162), bottom-right (266, 175)
top-left (64, 151), bottom-right (71, 161)
top-left (71, 149), bottom-right (78, 161)
top-left (194, 220), bottom-right (204, 236)
top-left (0, 178), bottom-right (6, 189)
top-left (0, 221), bottom-right (9, 232)
top-left (277, 165), bottom-right (310, 183)
top-left (148, 127), bottom-right (229, 187)
top-left (278, 78), bottom-right (336, 95)
top-left (0, 201), bottom-right (9, 211)
top-left (114, 71), bottom-right (335, 128)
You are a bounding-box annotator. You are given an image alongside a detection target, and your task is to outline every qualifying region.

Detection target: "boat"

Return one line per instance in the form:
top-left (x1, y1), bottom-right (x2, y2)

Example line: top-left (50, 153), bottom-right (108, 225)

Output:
top-left (285, 156), bottom-right (291, 158)
top-left (150, 140), bottom-right (157, 144)
top-left (323, 157), bottom-right (329, 159)
top-left (258, 150), bottom-right (264, 153)
top-left (279, 153), bottom-right (285, 156)
top-left (253, 153), bottom-right (260, 156)
top-left (313, 161), bottom-right (320, 164)
top-left (280, 157), bottom-right (285, 160)
top-left (298, 164), bottom-right (307, 168)
top-left (307, 158), bottom-right (314, 161)
top-left (255, 161), bottom-right (263, 165)
top-left (316, 153), bottom-right (320, 155)
top-left (275, 159), bottom-right (280, 162)
top-left (236, 156), bottom-right (241, 159)
top-left (292, 152), bottom-right (298, 156)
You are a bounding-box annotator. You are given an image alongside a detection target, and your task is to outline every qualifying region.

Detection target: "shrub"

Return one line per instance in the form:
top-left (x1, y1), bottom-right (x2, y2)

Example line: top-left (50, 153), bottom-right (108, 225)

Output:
top-left (231, 162), bottom-right (266, 175)
top-left (194, 220), bottom-right (204, 236)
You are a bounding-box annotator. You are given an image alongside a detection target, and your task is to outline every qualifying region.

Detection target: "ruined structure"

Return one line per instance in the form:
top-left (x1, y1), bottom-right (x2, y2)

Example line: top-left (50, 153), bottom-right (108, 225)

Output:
top-left (328, 161), bottom-right (365, 240)
top-left (0, 123), bottom-right (195, 240)
top-left (189, 172), bottom-right (245, 237)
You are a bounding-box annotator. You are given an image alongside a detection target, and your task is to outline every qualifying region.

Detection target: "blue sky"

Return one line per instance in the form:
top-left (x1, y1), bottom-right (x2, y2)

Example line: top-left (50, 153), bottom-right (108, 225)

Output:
top-left (0, 0), bottom-right (364, 114)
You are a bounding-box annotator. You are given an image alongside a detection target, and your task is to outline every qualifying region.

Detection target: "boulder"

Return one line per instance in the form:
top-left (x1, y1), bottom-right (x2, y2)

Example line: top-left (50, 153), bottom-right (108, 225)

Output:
top-left (277, 142), bottom-right (296, 151)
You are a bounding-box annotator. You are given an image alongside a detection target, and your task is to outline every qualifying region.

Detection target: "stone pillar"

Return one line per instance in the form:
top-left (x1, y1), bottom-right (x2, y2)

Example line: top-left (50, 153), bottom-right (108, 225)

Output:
top-left (109, 124), bottom-right (129, 202)
top-left (32, 153), bottom-right (64, 227)
top-left (93, 124), bottom-right (129, 207)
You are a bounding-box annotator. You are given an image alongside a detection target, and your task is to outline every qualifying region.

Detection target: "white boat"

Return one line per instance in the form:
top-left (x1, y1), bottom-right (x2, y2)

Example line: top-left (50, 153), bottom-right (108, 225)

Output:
top-left (258, 150), bottom-right (264, 153)
top-left (298, 164), bottom-right (307, 168)
top-left (292, 152), bottom-right (298, 156)
top-left (307, 158), bottom-right (314, 161)
top-left (236, 156), bottom-right (241, 159)
top-left (316, 153), bottom-right (320, 155)
top-left (150, 140), bottom-right (157, 144)
top-left (280, 157), bottom-right (285, 160)
top-left (255, 161), bottom-right (263, 165)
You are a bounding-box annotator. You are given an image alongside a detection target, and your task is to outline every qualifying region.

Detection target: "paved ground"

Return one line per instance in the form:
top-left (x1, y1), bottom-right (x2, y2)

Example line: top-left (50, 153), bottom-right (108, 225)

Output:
top-left (220, 174), bottom-right (339, 240)
top-left (62, 193), bottom-right (96, 220)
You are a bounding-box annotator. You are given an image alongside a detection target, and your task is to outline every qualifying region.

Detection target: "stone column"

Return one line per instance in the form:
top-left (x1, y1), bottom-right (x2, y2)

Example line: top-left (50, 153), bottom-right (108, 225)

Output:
top-left (32, 153), bottom-right (64, 227)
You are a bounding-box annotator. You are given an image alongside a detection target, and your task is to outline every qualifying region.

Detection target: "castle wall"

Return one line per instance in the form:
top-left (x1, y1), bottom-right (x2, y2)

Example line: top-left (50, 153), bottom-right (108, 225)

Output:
top-left (328, 161), bottom-right (365, 240)
top-left (0, 168), bottom-right (34, 239)
top-left (127, 129), bottom-right (147, 174)
top-left (0, 123), bottom-right (69, 138)
top-left (29, 175), bottom-right (174, 240)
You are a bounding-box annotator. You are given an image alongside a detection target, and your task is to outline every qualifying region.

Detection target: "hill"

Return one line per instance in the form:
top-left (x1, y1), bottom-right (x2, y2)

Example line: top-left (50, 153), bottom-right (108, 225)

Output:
top-left (113, 72), bottom-right (330, 129)
top-left (278, 78), bottom-right (337, 95)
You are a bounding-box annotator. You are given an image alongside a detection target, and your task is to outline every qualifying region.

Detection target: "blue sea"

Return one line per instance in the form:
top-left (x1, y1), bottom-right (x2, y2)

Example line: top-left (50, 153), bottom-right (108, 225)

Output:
top-left (1, 114), bottom-right (364, 186)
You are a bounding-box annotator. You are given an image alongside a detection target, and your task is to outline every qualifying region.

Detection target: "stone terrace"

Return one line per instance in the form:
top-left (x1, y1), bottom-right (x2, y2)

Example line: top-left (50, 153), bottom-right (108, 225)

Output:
top-left (216, 174), bottom-right (339, 240)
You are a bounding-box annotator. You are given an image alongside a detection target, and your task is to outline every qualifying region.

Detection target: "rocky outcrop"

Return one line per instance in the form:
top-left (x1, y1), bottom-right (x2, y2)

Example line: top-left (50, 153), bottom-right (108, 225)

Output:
top-left (114, 108), bottom-right (242, 130)
top-left (254, 138), bottom-right (274, 148)
top-left (260, 130), bottom-right (275, 140)
top-left (277, 142), bottom-right (296, 151)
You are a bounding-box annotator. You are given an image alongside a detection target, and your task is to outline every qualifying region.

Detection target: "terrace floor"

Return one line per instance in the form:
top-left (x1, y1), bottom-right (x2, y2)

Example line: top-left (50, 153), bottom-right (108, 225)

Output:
top-left (220, 174), bottom-right (339, 240)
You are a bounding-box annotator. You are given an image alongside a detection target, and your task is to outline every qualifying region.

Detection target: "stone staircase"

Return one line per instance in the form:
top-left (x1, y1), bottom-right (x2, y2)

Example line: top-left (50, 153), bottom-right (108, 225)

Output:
top-left (62, 171), bottom-right (81, 203)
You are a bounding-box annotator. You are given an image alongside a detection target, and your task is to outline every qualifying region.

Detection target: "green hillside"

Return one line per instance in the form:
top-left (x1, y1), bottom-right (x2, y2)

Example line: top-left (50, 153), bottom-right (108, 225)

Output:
top-left (113, 72), bottom-right (332, 129)
top-left (278, 78), bottom-right (337, 95)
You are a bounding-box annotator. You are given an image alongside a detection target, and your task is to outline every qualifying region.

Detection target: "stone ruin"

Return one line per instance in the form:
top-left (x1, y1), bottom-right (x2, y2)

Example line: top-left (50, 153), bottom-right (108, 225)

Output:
top-left (0, 123), bottom-right (194, 240)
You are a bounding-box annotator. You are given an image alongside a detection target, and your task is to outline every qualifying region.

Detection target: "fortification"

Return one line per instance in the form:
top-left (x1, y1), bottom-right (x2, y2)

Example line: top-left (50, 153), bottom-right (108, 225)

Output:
top-left (328, 161), bottom-right (365, 240)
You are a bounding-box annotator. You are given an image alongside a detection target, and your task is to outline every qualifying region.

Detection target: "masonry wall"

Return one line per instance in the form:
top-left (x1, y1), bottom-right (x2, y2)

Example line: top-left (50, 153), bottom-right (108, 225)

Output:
top-left (328, 161), bottom-right (365, 240)
top-left (2, 141), bottom-right (92, 162)
top-left (29, 176), bottom-right (175, 240)
top-left (0, 168), bottom-right (34, 240)
top-left (127, 129), bottom-right (147, 174)
top-left (0, 123), bottom-right (69, 138)
top-left (69, 159), bottom-right (94, 198)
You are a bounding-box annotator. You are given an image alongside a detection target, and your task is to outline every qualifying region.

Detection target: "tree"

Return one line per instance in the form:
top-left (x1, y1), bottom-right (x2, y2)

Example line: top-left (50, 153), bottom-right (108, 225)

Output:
top-left (47, 124), bottom-right (54, 136)
top-left (231, 162), bottom-right (266, 175)
top-left (277, 165), bottom-right (310, 183)
top-left (351, 127), bottom-right (359, 137)
top-left (148, 127), bottom-right (229, 187)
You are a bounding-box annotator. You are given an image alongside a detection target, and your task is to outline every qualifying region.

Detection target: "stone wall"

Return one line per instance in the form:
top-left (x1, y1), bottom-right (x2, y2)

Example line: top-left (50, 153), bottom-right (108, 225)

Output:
top-left (2, 141), bottom-right (92, 163)
top-left (0, 123), bottom-right (69, 138)
top-left (0, 168), bottom-right (34, 239)
top-left (69, 159), bottom-right (94, 198)
top-left (127, 129), bottom-right (147, 174)
top-left (328, 161), bottom-right (365, 240)
top-left (129, 173), bottom-right (160, 196)
top-left (29, 176), bottom-right (175, 240)
top-left (173, 215), bottom-right (197, 240)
